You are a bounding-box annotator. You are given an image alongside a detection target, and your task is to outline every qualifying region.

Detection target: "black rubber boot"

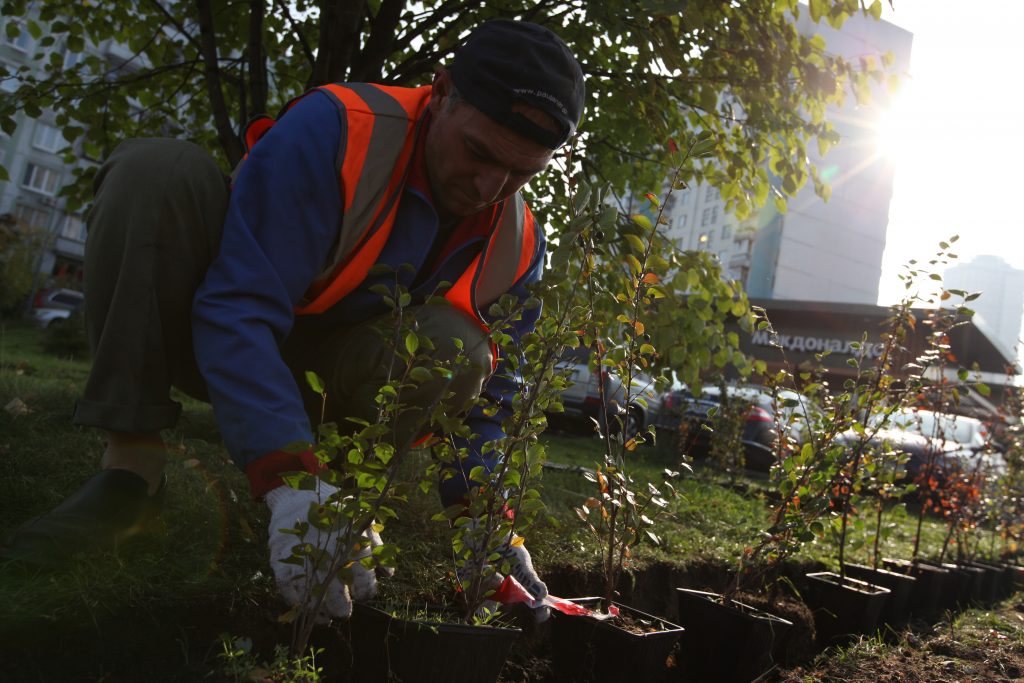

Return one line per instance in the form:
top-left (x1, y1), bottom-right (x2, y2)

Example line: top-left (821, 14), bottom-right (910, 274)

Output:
top-left (0, 469), bottom-right (166, 568)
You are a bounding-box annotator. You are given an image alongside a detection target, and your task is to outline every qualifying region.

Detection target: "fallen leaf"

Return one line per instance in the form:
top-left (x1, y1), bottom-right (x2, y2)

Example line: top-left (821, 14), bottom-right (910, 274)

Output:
top-left (4, 397), bottom-right (30, 417)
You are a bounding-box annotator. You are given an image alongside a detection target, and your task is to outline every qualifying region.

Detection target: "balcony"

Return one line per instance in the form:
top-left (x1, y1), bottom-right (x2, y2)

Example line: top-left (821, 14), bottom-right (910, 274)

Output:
top-left (728, 252), bottom-right (751, 270)
top-left (53, 235), bottom-right (85, 260)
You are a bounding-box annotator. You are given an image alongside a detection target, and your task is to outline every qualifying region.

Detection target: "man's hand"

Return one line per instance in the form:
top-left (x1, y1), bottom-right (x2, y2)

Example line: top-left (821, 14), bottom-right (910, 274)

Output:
top-left (496, 535), bottom-right (550, 621)
top-left (265, 482), bottom-right (382, 622)
top-left (497, 536), bottom-right (548, 604)
top-left (458, 522), bottom-right (549, 621)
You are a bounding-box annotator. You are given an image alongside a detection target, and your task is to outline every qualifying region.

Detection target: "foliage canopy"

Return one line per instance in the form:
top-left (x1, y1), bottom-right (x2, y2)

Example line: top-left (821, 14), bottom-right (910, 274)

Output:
top-left (2, 0), bottom-right (894, 218)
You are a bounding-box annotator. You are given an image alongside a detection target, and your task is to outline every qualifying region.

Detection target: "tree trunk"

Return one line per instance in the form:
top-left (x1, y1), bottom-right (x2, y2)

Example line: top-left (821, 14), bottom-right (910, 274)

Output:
top-left (306, 0), bottom-right (366, 89)
top-left (350, 0), bottom-right (403, 82)
top-left (248, 0), bottom-right (268, 117)
top-left (195, 0), bottom-right (244, 165)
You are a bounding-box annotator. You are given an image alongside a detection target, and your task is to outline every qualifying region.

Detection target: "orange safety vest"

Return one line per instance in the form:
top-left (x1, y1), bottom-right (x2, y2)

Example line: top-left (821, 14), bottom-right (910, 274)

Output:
top-left (243, 83), bottom-right (539, 371)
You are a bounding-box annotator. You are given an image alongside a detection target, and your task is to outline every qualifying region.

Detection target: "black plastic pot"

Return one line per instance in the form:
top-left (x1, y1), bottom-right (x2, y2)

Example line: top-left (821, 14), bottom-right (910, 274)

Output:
top-left (941, 562), bottom-right (985, 608)
top-left (967, 561), bottom-right (1005, 603)
top-left (884, 558), bottom-right (948, 618)
top-left (1007, 563), bottom-right (1024, 591)
top-left (997, 562), bottom-right (1021, 598)
top-left (909, 559), bottom-right (966, 611)
top-left (549, 597), bottom-right (684, 683)
top-left (350, 602), bottom-right (520, 683)
top-left (804, 572), bottom-right (890, 645)
top-left (674, 588), bottom-right (792, 683)
top-left (843, 563), bottom-right (916, 629)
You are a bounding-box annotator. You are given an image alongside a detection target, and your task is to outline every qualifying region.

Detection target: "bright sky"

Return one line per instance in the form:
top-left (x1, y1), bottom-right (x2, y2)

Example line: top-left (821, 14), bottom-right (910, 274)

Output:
top-left (875, 1), bottom-right (1024, 305)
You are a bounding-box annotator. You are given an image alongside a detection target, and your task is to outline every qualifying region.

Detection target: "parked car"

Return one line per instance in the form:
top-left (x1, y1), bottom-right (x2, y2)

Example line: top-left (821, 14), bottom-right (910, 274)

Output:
top-left (553, 347), bottom-right (663, 442)
top-left (834, 424), bottom-right (942, 485)
top-left (32, 288), bottom-right (84, 328)
top-left (867, 407), bottom-right (1005, 477)
top-left (655, 383), bottom-right (820, 472)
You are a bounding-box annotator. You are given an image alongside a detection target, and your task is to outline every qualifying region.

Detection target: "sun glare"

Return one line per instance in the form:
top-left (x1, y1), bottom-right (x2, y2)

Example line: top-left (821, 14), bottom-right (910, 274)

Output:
top-left (873, 93), bottom-right (917, 166)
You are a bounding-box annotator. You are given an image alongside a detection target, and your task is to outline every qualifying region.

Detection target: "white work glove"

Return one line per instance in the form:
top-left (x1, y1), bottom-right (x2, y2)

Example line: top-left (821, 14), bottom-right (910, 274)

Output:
top-left (497, 536), bottom-right (549, 605)
top-left (458, 522), bottom-right (550, 622)
top-left (265, 482), bottom-right (382, 622)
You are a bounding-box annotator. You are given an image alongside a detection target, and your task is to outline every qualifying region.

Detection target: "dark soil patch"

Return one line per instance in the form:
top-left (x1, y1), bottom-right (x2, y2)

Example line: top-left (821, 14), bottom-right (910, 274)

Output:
top-left (774, 604), bottom-right (1024, 683)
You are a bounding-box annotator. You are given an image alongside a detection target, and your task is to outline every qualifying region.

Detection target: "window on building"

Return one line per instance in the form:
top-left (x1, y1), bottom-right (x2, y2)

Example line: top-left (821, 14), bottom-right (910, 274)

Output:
top-left (664, 194), bottom-right (676, 212)
top-left (678, 214), bottom-right (688, 228)
top-left (710, 206), bottom-right (719, 223)
top-left (4, 22), bottom-right (32, 52)
top-left (721, 223), bottom-right (731, 239)
top-left (62, 46), bottom-right (84, 71)
top-left (705, 185), bottom-right (717, 202)
top-left (21, 163), bottom-right (60, 196)
top-left (701, 207), bottom-right (712, 227)
top-left (0, 60), bottom-right (18, 94)
top-left (14, 204), bottom-right (52, 232)
top-left (32, 122), bottom-right (66, 153)
top-left (679, 190), bottom-right (690, 205)
top-left (61, 213), bottom-right (85, 242)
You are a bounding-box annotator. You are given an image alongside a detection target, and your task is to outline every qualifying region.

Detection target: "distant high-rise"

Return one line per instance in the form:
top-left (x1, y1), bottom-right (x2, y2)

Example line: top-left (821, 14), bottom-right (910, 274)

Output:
top-left (660, 12), bottom-right (913, 305)
top-left (944, 255), bottom-right (1024, 362)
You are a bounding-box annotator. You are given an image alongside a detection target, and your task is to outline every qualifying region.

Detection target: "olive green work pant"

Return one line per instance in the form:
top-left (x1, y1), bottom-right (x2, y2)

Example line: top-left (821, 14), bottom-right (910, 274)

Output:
top-left (72, 138), bottom-right (492, 448)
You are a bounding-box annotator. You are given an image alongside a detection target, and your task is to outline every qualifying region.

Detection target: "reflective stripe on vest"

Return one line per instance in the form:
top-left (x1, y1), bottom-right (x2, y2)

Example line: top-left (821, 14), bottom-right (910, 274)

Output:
top-left (445, 193), bottom-right (537, 369)
top-left (297, 83), bottom-right (432, 312)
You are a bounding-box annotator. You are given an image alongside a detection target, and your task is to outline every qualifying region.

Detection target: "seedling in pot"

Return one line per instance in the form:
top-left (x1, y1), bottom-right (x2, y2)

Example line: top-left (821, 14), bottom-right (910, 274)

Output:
top-left (569, 132), bottom-right (756, 612)
top-left (275, 269), bottom-right (514, 655)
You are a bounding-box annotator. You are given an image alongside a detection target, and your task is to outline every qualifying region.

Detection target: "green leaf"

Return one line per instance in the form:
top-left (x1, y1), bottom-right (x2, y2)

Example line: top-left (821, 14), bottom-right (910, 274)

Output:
top-left (409, 366), bottom-right (433, 383)
top-left (630, 214), bottom-right (652, 231)
top-left (691, 138), bottom-right (716, 157)
top-left (623, 233), bottom-right (646, 254)
top-left (405, 331), bottom-right (419, 354)
top-left (305, 371), bottom-right (324, 394)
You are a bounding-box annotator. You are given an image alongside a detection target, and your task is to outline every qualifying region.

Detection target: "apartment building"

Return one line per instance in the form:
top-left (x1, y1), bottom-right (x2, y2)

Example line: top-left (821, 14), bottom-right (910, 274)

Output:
top-left (659, 12), bottom-right (914, 305)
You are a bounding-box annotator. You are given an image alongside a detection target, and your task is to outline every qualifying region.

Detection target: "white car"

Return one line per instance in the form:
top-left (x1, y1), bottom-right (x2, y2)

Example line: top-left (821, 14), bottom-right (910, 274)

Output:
top-left (870, 407), bottom-right (1005, 476)
top-left (554, 347), bottom-right (663, 442)
top-left (31, 288), bottom-right (84, 328)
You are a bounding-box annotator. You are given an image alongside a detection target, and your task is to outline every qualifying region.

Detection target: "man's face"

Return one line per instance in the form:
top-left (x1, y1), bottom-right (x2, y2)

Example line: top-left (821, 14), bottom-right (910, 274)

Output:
top-left (424, 73), bottom-right (554, 218)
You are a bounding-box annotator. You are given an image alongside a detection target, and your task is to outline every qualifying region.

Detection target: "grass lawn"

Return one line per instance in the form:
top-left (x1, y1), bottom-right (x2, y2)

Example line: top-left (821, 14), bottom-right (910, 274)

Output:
top-left (0, 320), bottom-right (989, 681)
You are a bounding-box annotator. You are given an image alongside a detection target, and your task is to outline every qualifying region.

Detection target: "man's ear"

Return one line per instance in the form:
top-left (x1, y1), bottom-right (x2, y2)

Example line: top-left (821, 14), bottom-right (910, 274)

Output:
top-left (429, 68), bottom-right (453, 115)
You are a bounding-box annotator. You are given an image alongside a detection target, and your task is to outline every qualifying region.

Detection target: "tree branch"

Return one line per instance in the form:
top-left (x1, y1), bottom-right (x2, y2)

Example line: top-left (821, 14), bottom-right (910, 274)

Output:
top-left (306, 0), bottom-right (366, 89)
top-left (350, 0), bottom-right (403, 82)
top-left (389, 0), bottom-right (477, 55)
top-left (146, 0), bottom-right (203, 53)
top-left (196, 0), bottom-right (243, 165)
top-left (248, 0), bottom-right (268, 115)
top-left (274, 0), bottom-right (316, 68)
